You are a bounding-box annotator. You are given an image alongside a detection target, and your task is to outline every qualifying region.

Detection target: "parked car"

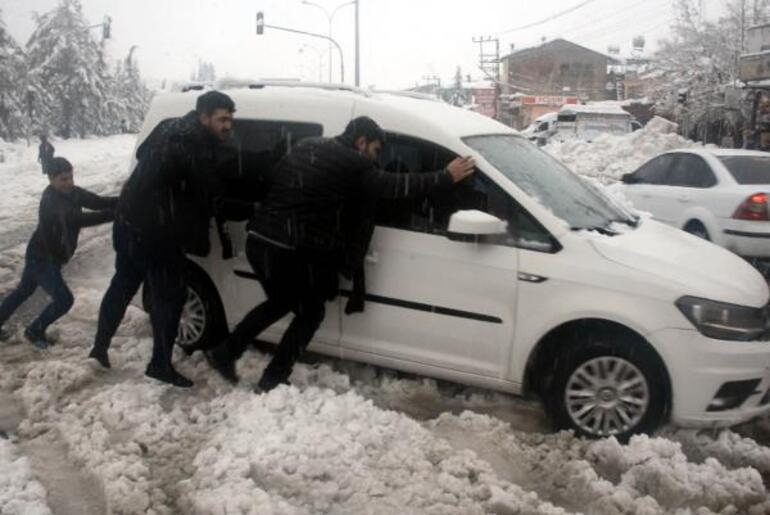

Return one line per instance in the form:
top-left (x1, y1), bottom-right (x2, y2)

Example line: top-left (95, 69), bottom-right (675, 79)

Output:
top-left (521, 112), bottom-right (558, 146)
top-left (620, 149), bottom-right (770, 264)
top-left (135, 82), bottom-right (770, 440)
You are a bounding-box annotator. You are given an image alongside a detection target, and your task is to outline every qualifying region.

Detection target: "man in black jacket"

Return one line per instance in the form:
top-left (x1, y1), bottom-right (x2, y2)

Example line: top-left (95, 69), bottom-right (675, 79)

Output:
top-left (206, 116), bottom-right (475, 392)
top-left (0, 157), bottom-right (116, 348)
top-left (88, 90), bottom-right (252, 388)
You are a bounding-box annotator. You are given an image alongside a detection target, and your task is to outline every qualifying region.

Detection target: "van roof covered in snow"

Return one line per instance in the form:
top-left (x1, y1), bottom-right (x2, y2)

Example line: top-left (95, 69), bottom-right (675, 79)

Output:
top-left (140, 82), bottom-right (518, 154)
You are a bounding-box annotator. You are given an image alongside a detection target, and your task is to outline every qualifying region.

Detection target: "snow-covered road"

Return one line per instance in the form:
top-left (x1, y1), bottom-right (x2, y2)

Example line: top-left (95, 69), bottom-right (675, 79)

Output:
top-left (2, 129), bottom-right (770, 514)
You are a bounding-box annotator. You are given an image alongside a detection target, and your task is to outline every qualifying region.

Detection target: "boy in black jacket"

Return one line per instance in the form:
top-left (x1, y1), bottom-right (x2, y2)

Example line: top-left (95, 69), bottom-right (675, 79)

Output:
top-left (0, 157), bottom-right (117, 348)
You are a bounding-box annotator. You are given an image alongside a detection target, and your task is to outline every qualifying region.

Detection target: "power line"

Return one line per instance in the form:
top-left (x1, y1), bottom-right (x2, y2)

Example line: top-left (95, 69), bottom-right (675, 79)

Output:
top-left (495, 0), bottom-right (599, 35)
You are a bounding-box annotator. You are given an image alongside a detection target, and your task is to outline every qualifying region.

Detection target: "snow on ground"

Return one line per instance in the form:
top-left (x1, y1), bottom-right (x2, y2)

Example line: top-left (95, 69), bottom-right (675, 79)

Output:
top-left (2, 134), bottom-right (770, 514)
top-left (0, 438), bottom-right (52, 515)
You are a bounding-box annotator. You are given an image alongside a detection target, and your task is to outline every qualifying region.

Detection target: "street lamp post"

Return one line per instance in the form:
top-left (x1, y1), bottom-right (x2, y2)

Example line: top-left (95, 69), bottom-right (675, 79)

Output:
top-left (299, 44), bottom-right (324, 82)
top-left (256, 12), bottom-right (345, 83)
top-left (301, 1), bottom-right (354, 83)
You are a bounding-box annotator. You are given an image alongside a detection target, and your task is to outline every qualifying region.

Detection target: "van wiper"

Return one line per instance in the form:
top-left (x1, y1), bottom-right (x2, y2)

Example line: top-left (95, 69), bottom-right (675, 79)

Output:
top-left (571, 224), bottom-right (619, 236)
top-left (611, 216), bottom-right (639, 227)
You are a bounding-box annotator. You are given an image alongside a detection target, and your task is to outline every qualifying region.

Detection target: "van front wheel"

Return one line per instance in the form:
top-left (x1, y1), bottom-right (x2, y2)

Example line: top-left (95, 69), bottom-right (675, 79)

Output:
top-left (545, 337), bottom-right (666, 440)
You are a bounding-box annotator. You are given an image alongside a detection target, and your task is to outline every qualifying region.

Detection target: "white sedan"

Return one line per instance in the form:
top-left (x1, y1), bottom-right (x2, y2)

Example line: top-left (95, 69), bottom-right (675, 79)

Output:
top-left (621, 148), bottom-right (770, 259)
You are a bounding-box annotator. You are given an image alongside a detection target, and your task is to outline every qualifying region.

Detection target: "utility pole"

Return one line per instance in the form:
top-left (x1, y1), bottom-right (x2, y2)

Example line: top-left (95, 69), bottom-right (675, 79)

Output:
top-left (473, 36), bottom-right (501, 120)
top-left (422, 74), bottom-right (442, 99)
top-left (741, 0), bottom-right (747, 53)
top-left (355, 0), bottom-right (360, 87)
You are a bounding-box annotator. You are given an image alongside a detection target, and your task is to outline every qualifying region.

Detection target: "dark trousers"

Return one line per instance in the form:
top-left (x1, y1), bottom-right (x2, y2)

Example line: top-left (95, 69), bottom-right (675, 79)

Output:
top-left (0, 257), bottom-right (74, 335)
top-left (93, 222), bottom-right (187, 371)
top-left (227, 237), bottom-right (336, 382)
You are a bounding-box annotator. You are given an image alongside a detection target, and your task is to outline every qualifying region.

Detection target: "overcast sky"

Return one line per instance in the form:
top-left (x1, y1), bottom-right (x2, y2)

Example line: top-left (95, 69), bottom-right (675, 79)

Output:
top-left (2, 0), bottom-right (728, 90)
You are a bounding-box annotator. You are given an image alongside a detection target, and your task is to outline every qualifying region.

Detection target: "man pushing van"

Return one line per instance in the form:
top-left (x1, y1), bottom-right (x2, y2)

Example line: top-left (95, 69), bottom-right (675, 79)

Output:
top-left (88, 91), bottom-right (253, 388)
top-left (206, 116), bottom-right (476, 392)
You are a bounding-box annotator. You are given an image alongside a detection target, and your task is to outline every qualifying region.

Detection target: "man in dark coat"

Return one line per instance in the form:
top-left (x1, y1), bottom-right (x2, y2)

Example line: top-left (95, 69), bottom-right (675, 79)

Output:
top-left (206, 116), bottom-right (475, 392)
top-left (38, 135), bottom-right (55, 174)
top-left (88, 90), bottom-right (252, 388)
top-left (0, 157), bottom-right (116, 347)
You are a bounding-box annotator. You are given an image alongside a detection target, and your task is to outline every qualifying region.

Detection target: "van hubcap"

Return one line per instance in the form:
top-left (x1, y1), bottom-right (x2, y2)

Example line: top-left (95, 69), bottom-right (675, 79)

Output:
top-left (565, 356), bottom-right (649, 436)
top-left (177, 289), bottom-right (206, 345)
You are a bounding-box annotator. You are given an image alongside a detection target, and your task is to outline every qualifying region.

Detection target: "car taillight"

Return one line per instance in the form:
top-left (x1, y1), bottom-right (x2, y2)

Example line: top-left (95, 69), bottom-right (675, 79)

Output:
top-left (733, 193), bottom-right (770, 221)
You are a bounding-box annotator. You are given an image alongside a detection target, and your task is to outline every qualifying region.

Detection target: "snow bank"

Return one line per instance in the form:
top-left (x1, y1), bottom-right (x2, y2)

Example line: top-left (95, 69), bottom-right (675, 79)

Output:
top-left (431, 412), bottom-right (770, 514)
top-left (0, 438), bottom-right (52, 515)
top-left (544, 117), bottom-right (708, 184)
top-left (179, 387), bottom-right (565, 515)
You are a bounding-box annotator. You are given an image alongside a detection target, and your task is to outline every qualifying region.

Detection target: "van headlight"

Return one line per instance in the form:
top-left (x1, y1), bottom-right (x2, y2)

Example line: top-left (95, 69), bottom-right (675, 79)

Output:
top-left (676, 296), bottom-right (769, 341)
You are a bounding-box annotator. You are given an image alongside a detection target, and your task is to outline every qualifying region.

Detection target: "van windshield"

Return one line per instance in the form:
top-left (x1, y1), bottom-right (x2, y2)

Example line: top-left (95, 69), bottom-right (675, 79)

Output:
top-left (463, 134), bottom-right (636, 231)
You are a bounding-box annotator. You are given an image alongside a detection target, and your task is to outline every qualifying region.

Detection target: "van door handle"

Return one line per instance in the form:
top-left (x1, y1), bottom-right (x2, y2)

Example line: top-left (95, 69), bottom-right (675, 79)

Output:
top-left (677, 195), bottom-right (690, 203)
top-left (365, 251), bottom-right (379, 264)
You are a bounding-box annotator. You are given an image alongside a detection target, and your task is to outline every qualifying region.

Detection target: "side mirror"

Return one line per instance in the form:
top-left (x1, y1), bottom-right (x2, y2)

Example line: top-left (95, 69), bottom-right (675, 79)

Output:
top-left (621, 173), bottom-right (636, 184)
top-left (447, 210), bottom-right (507, 242)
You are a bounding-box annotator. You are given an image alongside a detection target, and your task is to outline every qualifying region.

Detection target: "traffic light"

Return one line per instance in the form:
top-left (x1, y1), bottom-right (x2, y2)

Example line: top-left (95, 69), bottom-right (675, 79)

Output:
top-left (256, 12), bottom-right (264, 35)
top-left (102, 15), bottom-right (111, 39)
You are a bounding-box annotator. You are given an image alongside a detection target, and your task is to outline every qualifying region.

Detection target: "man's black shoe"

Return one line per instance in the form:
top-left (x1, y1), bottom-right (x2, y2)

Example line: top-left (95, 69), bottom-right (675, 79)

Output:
top-left (145, 365), bottom-right (194, 388)
top-left (0, 328), bottom-right (10, 342)
top-left (204, 344), bottom-right (239, 384)
top-left (88, 347), bottom-right (111, 369)
top-left (254, 374), bottom-right (289, 394)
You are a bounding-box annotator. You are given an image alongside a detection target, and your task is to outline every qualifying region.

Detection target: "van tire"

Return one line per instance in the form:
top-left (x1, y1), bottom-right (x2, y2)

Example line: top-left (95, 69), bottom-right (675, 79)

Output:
top-left (544, 332), bottom-right (666, 441)
top-left (142, 262), bottom-right (227, 355)
top-left (684, 220), bottom-right (710, 241)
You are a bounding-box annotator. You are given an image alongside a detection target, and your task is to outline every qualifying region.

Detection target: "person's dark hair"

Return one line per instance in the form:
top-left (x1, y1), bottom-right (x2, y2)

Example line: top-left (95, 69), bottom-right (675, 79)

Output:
top-left (195, 91), bottom-right (235, 116)
top-left (46, 157), bottom-right (72, 177)
top-left (342, 116), bottom-right (386, 145)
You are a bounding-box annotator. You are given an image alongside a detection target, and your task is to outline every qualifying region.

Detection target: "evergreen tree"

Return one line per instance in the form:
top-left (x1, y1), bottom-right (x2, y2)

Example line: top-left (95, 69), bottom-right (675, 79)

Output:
top-left (0, 9), bottom-right (30, 141)
top-left (25, 0), bottom-right (110, 138)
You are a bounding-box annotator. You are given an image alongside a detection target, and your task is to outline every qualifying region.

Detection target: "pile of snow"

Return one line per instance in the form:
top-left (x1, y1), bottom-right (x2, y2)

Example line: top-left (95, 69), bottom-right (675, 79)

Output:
top-left (544, 116), bottom-right (707, 184)
top-left (0, 438), bottom-right (51, 515)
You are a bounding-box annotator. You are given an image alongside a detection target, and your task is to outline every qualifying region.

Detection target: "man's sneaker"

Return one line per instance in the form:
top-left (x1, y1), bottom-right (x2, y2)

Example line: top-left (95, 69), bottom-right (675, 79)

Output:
top-left (88, 347), bottom-right (111, 369)
top-left (145, 364), bottom-right (194, 388)
top-left (204, 344), bottom-right (239, 384)
top-left (24, 328), bottom-right (49, 350)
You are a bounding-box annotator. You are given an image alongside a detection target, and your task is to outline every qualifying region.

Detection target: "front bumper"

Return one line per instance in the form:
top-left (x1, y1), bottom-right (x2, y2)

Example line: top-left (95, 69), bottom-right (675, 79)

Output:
top-left (653, 327), bottom-right (770, 428)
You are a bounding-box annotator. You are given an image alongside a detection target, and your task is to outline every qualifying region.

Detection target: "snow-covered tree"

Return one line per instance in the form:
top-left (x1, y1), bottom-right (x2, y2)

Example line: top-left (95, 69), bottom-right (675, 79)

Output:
top-left (0, 9), bottom-right (31, 141)
top-left (652, 0), bottom-right (770, 128)
top-left (192, 60), bottom-right (216, 83)
top-left (26, 0), bottom-right (111, 138)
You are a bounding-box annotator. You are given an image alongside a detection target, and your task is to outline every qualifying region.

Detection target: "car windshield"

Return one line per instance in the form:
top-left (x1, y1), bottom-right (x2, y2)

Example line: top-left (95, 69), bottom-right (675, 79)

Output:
top-left (719, 155), bottom-right (770, 185)
top-left (463, 134), bottom-right (635, 231)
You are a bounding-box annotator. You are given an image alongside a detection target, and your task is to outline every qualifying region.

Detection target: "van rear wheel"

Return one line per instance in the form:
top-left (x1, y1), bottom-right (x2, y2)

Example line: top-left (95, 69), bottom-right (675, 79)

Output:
top-left (545, 334), bottom-right (666, 440)
top-left (142, 263), bottom-right (227, 355)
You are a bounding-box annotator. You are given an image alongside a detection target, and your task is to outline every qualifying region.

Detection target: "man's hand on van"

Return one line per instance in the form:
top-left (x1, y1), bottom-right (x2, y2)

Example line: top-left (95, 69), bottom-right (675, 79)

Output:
top-left (446, 157), bottom-right (476, 183)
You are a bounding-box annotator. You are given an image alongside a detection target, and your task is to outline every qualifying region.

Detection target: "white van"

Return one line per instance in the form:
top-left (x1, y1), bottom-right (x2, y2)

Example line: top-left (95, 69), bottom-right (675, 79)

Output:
top-left (135, 82), bottom-right (770, 439)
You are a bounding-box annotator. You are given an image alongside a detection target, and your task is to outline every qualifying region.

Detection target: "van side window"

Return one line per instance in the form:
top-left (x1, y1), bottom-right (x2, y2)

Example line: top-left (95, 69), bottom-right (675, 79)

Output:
top-left (376, 133), bottom-right (557, 252)
top-left (232, 120), bottom-right (323, 154)
top-left (227, 119), bottom-right (324, 201)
